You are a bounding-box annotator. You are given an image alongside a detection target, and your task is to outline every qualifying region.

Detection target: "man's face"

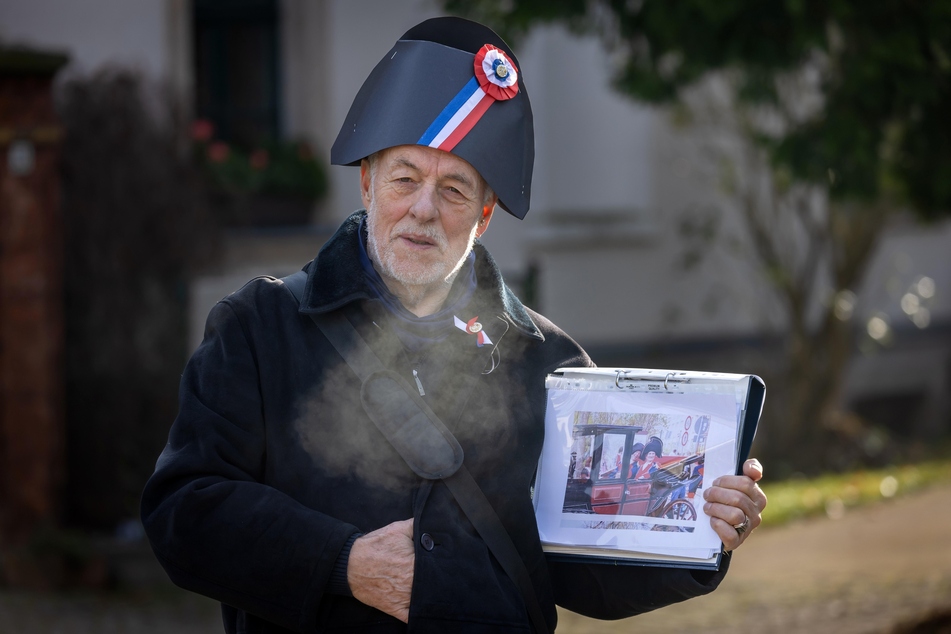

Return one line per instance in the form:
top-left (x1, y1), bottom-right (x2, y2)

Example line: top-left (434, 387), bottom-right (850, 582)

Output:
top-left (362, 145), bottom-right (496, 293)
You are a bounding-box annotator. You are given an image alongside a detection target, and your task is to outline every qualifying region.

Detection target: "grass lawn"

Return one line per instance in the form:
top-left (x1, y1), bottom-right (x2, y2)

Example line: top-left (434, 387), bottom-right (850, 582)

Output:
top-left (760, 458), bottom-right (951, 527)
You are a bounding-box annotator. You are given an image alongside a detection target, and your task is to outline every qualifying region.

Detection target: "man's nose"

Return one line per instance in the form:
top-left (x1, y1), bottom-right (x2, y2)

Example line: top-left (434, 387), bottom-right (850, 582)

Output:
top-left (408, 182), bottom-right (439, 222)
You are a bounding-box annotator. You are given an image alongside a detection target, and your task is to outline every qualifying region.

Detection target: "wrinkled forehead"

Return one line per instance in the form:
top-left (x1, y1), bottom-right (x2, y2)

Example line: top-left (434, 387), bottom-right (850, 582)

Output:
top-left (368, 145), bottom-right (491, 197)
top-left (373, 146), bottom-right (482, 183)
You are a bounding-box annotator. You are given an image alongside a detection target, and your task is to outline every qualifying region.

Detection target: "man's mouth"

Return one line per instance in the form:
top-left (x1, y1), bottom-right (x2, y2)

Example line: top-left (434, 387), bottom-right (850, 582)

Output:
top-left (397, 232), bottom-right (440, 248)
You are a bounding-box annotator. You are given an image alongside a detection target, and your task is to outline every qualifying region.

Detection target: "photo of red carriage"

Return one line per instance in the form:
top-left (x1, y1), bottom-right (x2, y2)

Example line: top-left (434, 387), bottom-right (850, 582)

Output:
top-left (562, 423), bottom-right (705, 521)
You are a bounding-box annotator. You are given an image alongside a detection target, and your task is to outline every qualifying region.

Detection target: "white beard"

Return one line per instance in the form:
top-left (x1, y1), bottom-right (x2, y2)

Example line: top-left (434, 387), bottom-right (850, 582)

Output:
top-left (365, 202), bottom-right (478, 291)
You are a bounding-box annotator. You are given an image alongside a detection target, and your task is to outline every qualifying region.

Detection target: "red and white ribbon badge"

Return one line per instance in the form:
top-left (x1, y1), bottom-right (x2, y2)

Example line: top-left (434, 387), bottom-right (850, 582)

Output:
top-left (454, 315), bottom-right (493, 347)
top-left (416, 44), bottom-right (519, 152)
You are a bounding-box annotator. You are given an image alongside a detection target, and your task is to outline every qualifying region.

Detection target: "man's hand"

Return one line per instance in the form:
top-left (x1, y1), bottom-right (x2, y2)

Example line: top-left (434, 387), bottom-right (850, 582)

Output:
top-left (702, 458), bottom-right (767, 551)
top-left (347, 518), bottom-right (415, 623)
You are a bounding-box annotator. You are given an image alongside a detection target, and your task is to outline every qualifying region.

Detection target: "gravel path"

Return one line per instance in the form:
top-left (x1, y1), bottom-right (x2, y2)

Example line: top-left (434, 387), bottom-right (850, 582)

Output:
top-left (558, 482), bottom-right (951, 633)
top-left (3, 483), bottom-right (950, 633)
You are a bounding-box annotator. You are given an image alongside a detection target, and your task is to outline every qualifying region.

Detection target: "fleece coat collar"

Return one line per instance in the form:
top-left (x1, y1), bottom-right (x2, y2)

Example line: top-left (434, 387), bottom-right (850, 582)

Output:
top-left (297, 210), bottom-right (544, 341)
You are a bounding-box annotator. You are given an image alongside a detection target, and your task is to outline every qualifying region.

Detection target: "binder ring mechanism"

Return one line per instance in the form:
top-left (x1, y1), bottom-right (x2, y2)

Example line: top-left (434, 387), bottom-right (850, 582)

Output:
top-left (614, 370), bottom-right (690, 391)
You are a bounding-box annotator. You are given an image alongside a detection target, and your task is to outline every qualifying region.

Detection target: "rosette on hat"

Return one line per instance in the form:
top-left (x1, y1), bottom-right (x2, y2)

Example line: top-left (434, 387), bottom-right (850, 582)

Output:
top-left (475, 44), bottom-right (519, 101)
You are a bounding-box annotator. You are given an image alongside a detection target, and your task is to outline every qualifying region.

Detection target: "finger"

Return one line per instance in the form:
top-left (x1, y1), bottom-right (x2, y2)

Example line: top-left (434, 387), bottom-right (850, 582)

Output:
top-left (389, 518), bottom-right (415, 538)
top-left (704, 486), bottom-right (764, 526)
top-left (708, 475), bottom-right (766, 511)
top-left (710, 516), bottom-right (744, 551)
top-left (704, 501), bottom-right (754, 530)
top-left (707, 476), bottom-right (767, 511)
top-left (395, 606), bottom-right (409, 624)
top-left (706, 499), bottom-right (757, 551)
top-left (743, 458), bottom-right (764, 482)
top-left (751, 482), bottom-right (767, 513)
top-left (705, 476), bottom-right (757, 505)
top-left (703, 486), bottom-right (764, 538)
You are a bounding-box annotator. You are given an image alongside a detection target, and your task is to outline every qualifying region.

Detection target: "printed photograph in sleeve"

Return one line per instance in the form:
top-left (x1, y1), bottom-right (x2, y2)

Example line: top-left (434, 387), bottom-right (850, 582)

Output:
top-left (562, 411), bottom-right (711, 522)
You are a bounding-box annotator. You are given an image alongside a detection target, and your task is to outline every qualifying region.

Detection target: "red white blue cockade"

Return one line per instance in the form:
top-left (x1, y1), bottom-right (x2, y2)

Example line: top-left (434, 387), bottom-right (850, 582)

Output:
top-left (454, 315), bottom-right (493, 347)
top-left (474, 44), bottom-right (519, 100)
top-left (417, 44), bottom-right (520, 152)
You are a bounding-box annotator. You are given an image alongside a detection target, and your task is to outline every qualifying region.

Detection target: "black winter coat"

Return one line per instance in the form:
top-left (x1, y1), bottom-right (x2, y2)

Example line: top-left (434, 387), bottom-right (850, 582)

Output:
top-left (141, 211), bottom-right (729, 633)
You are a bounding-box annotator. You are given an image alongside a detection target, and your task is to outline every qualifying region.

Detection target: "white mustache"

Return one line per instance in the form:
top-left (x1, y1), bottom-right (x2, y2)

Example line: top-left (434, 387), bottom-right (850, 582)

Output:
top-left (390, 222), bottom-right (447, 249)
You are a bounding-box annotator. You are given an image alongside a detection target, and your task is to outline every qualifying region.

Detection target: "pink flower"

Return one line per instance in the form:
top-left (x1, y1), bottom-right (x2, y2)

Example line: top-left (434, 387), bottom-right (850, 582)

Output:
top-left (207, 141), bottom-right (230, 163)
top-left (249, 148), bottom-right (269, 170)
top-left (191, 119), bottom-right (214, 142)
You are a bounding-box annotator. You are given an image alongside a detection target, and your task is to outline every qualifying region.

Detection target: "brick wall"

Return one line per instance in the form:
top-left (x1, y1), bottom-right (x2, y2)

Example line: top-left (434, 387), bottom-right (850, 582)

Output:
top-left (0, 50), bottom-right (68, 548)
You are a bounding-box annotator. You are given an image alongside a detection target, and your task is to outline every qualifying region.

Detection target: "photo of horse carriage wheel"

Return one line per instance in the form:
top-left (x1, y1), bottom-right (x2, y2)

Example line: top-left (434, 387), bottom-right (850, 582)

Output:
top-left (562, 424), bottom-right (705, 522)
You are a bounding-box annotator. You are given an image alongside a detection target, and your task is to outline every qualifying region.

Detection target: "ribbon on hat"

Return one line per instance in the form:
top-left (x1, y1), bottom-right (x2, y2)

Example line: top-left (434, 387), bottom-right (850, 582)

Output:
top-left (454, 315), bottom-right (493, 347)
top-left (417, 44), bottom-right (519, 152)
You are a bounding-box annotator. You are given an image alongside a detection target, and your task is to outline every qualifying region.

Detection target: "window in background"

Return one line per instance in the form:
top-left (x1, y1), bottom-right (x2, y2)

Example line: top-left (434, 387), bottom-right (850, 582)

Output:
top-left (193, 0), bottom-right (281, 146)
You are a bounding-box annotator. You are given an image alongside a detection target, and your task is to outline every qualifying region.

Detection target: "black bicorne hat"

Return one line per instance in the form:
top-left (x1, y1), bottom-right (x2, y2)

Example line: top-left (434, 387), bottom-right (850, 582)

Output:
top-left (644, 436), bottom-right (663, 458)
top-left (330, 17), bottom-right (535, 219)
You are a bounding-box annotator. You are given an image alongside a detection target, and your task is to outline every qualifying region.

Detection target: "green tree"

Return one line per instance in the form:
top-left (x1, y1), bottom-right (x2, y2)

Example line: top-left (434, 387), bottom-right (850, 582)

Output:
top-left (446, 0), bottom-right (951, 474)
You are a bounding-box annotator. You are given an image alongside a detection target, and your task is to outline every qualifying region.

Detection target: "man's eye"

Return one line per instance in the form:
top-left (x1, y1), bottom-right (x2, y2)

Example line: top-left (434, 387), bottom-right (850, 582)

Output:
top-left (447, 185), bottom-right (472, 198)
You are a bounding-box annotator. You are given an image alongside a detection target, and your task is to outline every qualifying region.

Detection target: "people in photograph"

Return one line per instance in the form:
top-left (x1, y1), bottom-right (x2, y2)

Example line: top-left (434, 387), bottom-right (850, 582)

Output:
top-left (628, 442), bottom-right (645, 478)
top-left (600, 446), bottom-right (623, 479)
top-left (635, 437), bottom-right (664, 480)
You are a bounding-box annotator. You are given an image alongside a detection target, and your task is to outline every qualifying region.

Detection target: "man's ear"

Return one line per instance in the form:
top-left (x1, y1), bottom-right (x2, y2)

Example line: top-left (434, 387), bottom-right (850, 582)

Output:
top-left (476, 196), bottom-right (497, 238)
top-left (360, 158), bottom-right (372, 208)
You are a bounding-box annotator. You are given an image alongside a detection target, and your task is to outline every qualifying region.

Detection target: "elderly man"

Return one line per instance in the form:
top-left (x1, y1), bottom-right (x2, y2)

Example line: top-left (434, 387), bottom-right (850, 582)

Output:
top-left (142, 16), bottom-right (766, 634)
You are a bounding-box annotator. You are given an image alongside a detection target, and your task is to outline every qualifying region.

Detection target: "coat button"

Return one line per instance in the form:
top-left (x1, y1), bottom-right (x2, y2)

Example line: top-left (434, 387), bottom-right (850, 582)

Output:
top-left (420, 533), bottom-right (435, 551)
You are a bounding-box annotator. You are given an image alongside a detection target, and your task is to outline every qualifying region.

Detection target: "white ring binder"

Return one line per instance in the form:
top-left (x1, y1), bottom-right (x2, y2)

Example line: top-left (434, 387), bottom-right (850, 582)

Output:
top-left (613, 369), bottom-right (691, 390)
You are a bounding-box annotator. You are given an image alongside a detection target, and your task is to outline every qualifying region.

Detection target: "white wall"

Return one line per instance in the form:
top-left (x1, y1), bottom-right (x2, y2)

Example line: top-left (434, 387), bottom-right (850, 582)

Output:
top-left (527, 26), bottom-right (653, 216)
top-left (853, 218), bottom-right (951, 333)
top-left (0, 0), bottom-right (173, 78)
top-left (478, 25), bottom-right (658, 275)
top-left (280, 1), bottom-right (330, 150)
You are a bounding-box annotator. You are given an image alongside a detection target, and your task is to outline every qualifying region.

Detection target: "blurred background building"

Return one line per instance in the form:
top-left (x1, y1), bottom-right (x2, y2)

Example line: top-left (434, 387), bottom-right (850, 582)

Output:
top-left (1, 0), bottom-right (948, 548)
